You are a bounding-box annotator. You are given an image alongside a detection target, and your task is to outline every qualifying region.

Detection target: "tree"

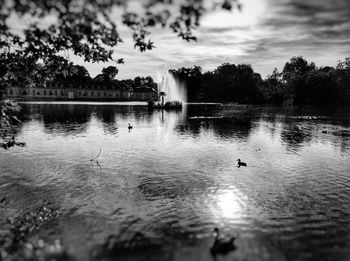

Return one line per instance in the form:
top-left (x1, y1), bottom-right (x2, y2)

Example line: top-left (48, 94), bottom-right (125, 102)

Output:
top-left (102, 66), bottom-right (118, 81)
top-left (171, 66), bottom-right (202, 101)
top-left (0, 0), bottom-right (242, 128)
top-left (73, 65), bottom-right (90, 79)
top-left (145, 76), bottom-right (154, 84)
top-left (305, 70), bottom-right (334, 104)
top-left (337, 58), bottom-right (350, 70)
top-left (134, 77), bottom-right (142, 87)
top-left (94, 66), bottom-right (118, 83)
top-left (282, 56), bottom-right (316, 104)
top-left (332, 59), bottom-right (350, 105)
top-left (0, 0), bottom-right (241, 87)
top-left (259, 68), bottom-right (284, 104)
top-left (283, 56), bottom-right (315, 77)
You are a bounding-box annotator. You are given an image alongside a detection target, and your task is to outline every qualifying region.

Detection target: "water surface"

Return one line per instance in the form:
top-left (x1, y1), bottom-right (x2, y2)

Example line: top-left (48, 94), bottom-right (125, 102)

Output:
top-left (1, 103), bottom-right (350, 261)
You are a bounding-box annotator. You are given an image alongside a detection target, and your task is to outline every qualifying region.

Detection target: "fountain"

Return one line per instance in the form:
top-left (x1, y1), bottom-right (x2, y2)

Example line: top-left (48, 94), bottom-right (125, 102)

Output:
top-left (148, 68), bottom-right (186, 109)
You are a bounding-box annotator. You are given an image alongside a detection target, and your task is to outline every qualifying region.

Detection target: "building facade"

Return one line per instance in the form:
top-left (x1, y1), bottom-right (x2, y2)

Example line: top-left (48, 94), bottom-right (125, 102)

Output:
top-left (6, 82), bottom-right (159, 102)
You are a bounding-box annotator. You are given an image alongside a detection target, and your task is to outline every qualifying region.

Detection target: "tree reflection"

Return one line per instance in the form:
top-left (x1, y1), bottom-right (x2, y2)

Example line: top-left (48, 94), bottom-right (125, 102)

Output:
top-left (13, 103), bottom-right (350, 152)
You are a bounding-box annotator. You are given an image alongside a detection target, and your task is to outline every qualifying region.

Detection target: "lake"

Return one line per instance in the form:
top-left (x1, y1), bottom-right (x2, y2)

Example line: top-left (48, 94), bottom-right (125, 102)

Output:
top-left (1, 102), bottom-right (350, 261)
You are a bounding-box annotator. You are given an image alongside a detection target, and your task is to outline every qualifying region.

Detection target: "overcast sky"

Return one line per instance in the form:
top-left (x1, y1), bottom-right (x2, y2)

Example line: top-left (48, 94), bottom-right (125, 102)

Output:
top-left (67, 0), bottom-right (350, 79)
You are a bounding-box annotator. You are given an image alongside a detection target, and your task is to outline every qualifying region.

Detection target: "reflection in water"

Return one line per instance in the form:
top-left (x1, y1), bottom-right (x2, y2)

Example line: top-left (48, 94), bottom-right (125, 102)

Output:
top-left (281, 123), bottom-right (312, 152)
top-left (1, 103), bottom-right (350, 260)
top-left (213, 190), bottom-right (247, 220)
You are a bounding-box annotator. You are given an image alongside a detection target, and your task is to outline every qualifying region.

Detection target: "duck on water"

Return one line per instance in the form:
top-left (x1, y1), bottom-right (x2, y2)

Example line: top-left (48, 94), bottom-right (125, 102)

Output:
top-left (210, 228), bottom-right (237, 257)
top-left (237, 159), bottom-right (247, 167)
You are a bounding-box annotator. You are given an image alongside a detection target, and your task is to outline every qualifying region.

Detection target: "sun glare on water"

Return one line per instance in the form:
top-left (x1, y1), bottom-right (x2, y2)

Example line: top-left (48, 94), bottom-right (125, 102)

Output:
top-left (213, 189), bottom-right (247, 220)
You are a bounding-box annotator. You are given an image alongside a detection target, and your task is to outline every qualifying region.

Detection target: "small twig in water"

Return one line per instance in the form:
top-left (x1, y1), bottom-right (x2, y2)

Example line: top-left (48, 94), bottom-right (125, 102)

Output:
top-left (90, 149), bottom-right (102, 170)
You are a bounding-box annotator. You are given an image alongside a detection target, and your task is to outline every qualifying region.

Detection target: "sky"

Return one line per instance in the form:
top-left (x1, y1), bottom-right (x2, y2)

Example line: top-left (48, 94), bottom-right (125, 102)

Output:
top-left (10, 0), bottom-right (350, 80)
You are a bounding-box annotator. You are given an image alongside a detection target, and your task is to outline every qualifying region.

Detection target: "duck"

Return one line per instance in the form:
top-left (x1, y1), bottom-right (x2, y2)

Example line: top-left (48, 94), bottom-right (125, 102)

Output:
top-left (128, 123), bottom-right (133, 131)
top-left (237, 159), bottom-right (247, 167)
top-left (210, 228), bottom-right (236, 256)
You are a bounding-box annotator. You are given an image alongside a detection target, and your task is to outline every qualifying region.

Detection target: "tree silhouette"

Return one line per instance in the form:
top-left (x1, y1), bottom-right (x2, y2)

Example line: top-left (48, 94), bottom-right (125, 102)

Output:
top-left (0, 0), bottom-right (241, 87)
top-left (0, 0), bottom-right (241, 127)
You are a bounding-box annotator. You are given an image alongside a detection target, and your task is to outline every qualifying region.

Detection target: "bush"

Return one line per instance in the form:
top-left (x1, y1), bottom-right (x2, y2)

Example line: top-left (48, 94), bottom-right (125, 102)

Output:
top-left (164, 101), bottom-right (182, 108)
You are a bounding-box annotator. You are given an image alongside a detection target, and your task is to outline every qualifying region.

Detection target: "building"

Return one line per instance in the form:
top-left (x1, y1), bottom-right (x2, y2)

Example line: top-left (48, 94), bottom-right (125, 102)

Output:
top-left (6, 81), bottom-right (159, 102)
top-left (131, 86), bottom-right (159, 101)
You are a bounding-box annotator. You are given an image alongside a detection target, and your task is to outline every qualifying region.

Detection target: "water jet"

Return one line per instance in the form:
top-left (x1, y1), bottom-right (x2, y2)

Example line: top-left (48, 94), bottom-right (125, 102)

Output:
top-left (148, 68), bottom-right (186, 110)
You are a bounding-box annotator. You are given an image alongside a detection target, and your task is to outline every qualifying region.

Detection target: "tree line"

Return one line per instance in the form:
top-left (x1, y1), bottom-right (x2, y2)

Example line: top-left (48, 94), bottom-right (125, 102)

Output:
top-left (47, 65), bottom-right (157, 90)
top-left (0, 63), bottom-right (156, 91)
top-left (170, 57), bottom-right (350, 105)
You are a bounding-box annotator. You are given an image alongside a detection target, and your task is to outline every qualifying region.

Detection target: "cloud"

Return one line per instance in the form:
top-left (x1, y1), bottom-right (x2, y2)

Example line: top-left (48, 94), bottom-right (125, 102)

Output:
top-left (73, 0), bottom-right (350, 79)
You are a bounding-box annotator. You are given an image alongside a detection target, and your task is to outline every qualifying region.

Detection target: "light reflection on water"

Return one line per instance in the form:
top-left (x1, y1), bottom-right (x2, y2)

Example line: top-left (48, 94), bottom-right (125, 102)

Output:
top-left (1, 103), bottom-right (350, 260)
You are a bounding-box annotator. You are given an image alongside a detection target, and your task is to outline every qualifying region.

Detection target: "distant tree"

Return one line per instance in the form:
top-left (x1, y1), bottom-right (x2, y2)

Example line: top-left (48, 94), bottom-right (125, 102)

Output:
top-left (259, 68), bottom-right (284, 104)
top-left (332, 59), bottom-right (350, 105)
top-left (0, 0), bottom-right (241, 88)
top-left (336, 58), bottom-right (350, 70)
top-left (235, 64), bottom-right (261, 103)
top-left (145, 76), bottom-right (154, 84)
top-left (214, 63), bottom-right (238, 101)
top-left (282, 56), bottom-right (316, 104)
top-left (61, 65), bottom-right (91, 83)
top-left (102, 66), bottom-right (119, 81)
top-left (134, 77), bottom-right (142, 87)
top-left (74, 65), bottom-right (90, 79)
top-left (305, 70), bottom-right (334, 104)
top-left (283, 56), bottom-right (315, 77)
top-left (171, 66), bottom-right (202, 101)
top-left (94, 66), bottom-right (118, 84)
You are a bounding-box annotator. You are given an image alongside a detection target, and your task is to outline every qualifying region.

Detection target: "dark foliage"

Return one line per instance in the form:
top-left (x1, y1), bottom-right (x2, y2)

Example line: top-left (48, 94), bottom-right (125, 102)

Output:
top-left (0, 0), bottom-right (240, 90)
top-left (0, 99), bottom-right (21, 130)
top-left (171, 56), bottom-right (350, 105)
top-left (171, 63), bottom-right (263, 103)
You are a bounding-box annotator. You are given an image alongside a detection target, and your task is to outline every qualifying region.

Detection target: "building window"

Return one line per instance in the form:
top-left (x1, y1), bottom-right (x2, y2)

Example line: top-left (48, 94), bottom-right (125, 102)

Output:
top-left (104, 92), bottom-right (106, 97)
top-left (32, 90), bottom-right (35, 95)
top-left (61, 91), bottom-right (64, 96)
top-left (44, 90), bottom-right (46, 95)
top-left (97, 92), bottom-right (100, 97)
top-left (37, 91), bottom-right (40, 95)
top-left (55, 90), bottom-right (57, 95)
top-left (49, 91), bottom-right (53, 95)
top-left (91, 92), bottom-right (94, 97)
top-left (78, 91), bottom-right (81, 96)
